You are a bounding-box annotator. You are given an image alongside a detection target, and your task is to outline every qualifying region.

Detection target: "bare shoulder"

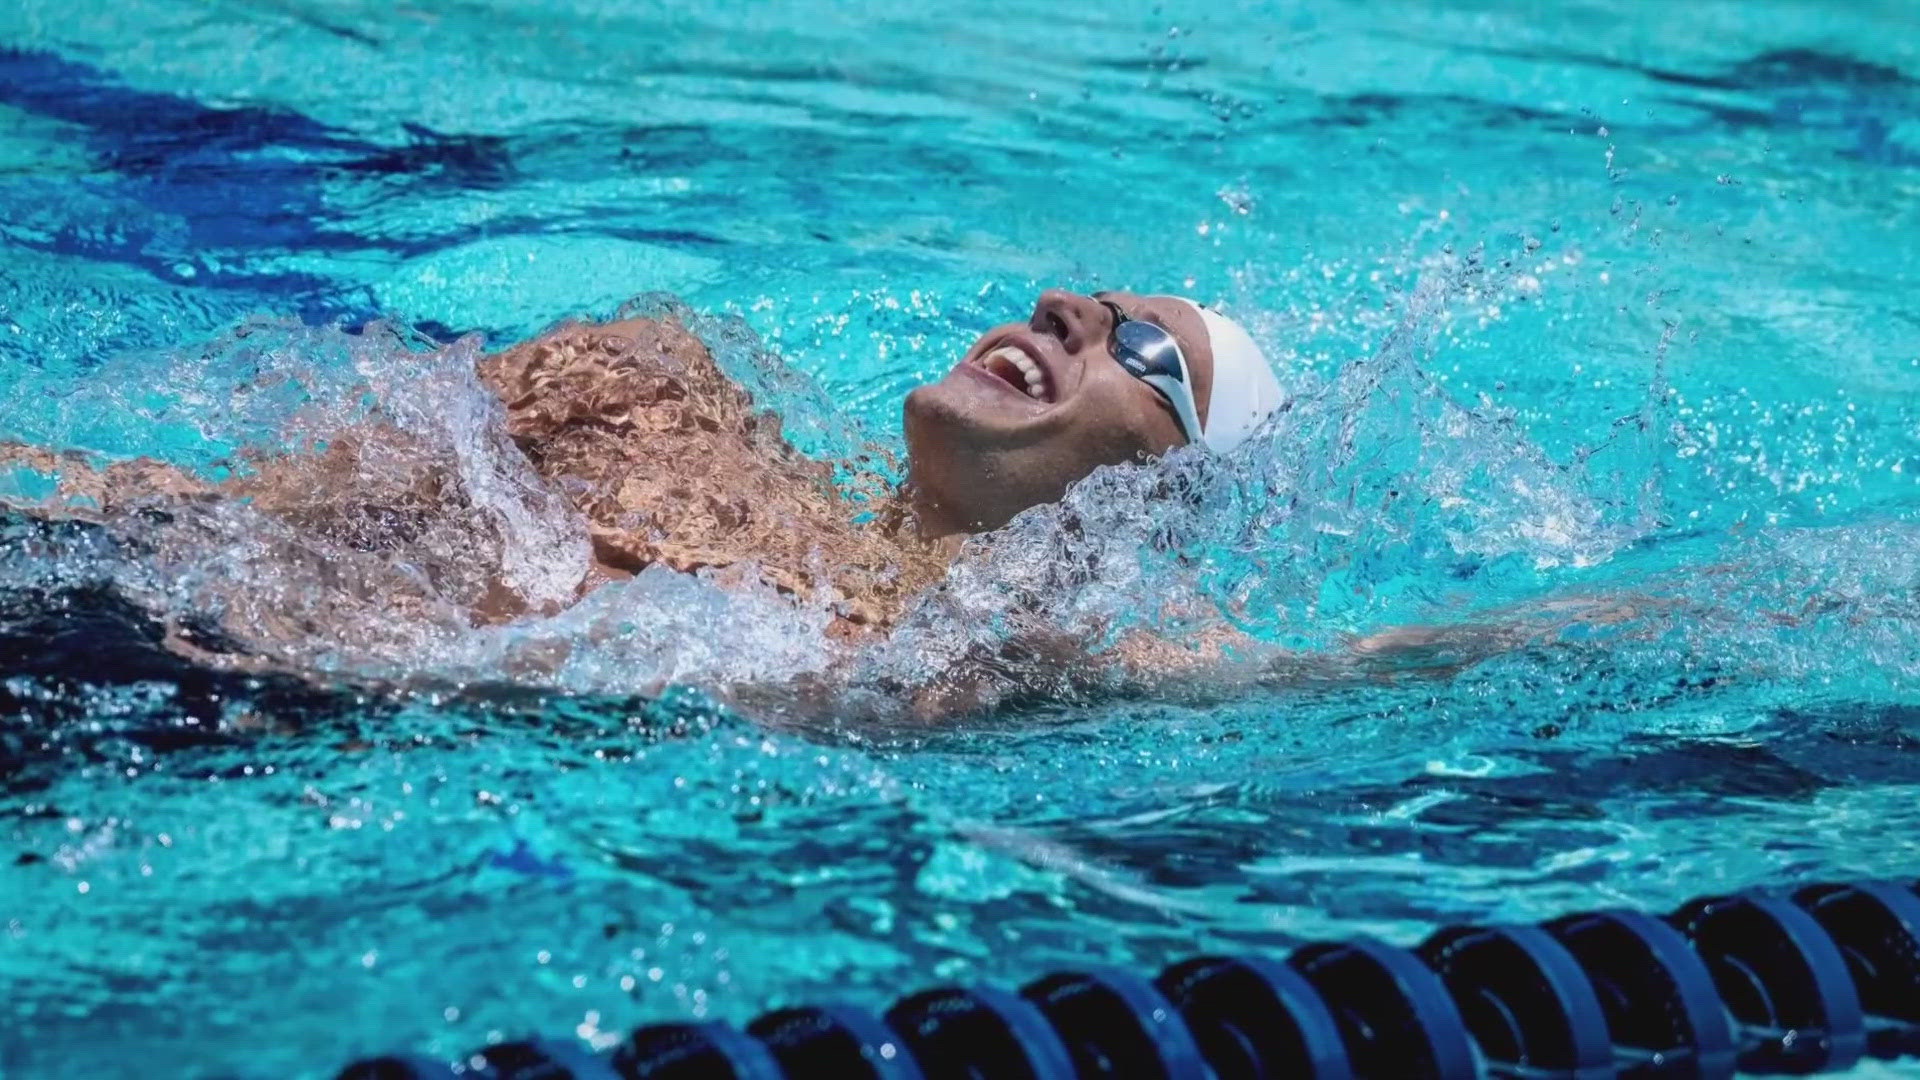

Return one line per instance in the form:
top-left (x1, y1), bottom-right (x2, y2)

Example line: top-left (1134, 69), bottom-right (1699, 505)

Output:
top-left (478, 314), bottom-right (739, 419)
top-left (486, 316), bottom-right (710, 366)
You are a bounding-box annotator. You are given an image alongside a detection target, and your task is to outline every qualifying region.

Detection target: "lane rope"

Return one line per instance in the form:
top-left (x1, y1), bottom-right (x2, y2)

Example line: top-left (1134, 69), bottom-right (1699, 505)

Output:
top-left (335, 877), bottom-right (1920, 1079)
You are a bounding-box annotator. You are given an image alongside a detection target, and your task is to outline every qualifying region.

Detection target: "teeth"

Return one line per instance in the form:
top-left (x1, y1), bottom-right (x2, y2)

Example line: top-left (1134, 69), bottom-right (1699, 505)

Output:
top-left (984, 345), bottom-right (1048, 400)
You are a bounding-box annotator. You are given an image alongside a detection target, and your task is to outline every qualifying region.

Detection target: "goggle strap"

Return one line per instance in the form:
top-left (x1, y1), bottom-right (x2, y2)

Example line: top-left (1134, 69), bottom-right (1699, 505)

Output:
top-left (1141, 372), bottom-right (1204, 447)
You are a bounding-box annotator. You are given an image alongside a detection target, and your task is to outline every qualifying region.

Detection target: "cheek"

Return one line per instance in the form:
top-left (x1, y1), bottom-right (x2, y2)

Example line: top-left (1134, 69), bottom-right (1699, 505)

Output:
top-left (1076, 378), bottom-right (1181, 458)
top-left (1027, 395), bottom-right (1162, 484)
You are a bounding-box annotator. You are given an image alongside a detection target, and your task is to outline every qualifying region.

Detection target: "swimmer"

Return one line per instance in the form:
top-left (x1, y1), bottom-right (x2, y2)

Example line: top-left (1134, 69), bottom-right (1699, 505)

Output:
top-left (478, 287), bottom-right (1279, 634)
top-left (0, 288), bottom-right (1605, 721)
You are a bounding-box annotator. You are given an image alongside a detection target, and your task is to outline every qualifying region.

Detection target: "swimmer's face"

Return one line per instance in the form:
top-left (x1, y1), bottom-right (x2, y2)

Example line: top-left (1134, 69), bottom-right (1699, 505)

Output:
top-left (903, 289), bottom-right (1215, 536)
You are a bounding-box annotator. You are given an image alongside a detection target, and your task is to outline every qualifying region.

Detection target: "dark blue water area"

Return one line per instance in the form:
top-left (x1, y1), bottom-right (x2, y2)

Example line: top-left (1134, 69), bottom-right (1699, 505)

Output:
top-left (0, 50), bottom-right (369, 340)
top-left (0, 47), bottom-right (706, 360)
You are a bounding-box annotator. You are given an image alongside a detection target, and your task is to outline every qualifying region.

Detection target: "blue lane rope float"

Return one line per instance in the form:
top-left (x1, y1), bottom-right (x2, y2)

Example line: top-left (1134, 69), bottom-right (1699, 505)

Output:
top-left (1669, 893), bottom-right (1866, 1074)
top-left (1155, 955), bottom-right (1351, 1079)
top-left (335, 878), bottom-right (1920, 1079)
top-left (747, 1004), bottom-right (926, 1080)
top-left (1287, 937), bottom-right (1482, 1078)
top-left (1418, 924), bottom-right (1614, 1078)
top-left (1790, 882), bottom-right (1920, 1060)
top-left (885, 984), bottom-right (1079, 1080)
top-left (1540, 908), bottom-right (1739, 1077)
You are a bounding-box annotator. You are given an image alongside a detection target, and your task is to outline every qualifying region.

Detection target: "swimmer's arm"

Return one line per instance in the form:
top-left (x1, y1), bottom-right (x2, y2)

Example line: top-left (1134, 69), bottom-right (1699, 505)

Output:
top-left (989, 594), bottom-right (1658, 712)
top-left (892, 622), bottom-right (1307, 721)
top-left (746, 596), bottom-right (1625, 726)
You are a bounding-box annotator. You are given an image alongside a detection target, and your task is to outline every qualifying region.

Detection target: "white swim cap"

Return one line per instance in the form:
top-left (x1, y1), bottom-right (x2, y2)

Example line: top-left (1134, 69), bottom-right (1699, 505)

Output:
top-left (1177, 300), bottom-right (1284, 453)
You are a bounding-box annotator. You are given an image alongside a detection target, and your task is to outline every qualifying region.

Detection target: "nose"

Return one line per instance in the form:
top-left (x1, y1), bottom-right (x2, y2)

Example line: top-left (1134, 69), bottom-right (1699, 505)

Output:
top-left (1031, 290), bottom-right (1111, 352)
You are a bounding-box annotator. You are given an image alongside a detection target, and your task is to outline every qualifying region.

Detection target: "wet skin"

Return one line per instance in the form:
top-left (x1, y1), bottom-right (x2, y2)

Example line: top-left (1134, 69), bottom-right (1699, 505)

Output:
top-left (903, 289), bottom-right (1216, 537)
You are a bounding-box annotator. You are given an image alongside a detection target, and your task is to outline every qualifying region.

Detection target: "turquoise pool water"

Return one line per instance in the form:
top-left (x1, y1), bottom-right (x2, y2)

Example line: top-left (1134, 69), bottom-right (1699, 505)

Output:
top-left (3, 0), bottom-right (1919, 1075)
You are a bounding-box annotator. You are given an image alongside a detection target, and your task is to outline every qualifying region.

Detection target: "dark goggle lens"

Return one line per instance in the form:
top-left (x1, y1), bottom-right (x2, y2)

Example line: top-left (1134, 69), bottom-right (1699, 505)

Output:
top-left (1112, 320), bottom-right (1186, 383)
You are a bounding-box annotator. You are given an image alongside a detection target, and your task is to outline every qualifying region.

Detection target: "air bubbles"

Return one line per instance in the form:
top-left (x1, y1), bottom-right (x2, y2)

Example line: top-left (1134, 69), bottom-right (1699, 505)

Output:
top-left (1217, 183), bottom-right (1255, 216)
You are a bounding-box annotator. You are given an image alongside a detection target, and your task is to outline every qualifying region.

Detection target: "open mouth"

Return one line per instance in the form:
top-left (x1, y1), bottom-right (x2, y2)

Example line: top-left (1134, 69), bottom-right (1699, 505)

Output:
top-left (972, 344), bottom-right (1055, 403)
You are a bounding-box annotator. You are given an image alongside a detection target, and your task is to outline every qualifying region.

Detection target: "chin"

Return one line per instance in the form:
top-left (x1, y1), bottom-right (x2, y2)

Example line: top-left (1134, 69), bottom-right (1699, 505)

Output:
top-left (903, 382), bottom-right (1073, 534)
top-left (903, 383), bottom-right (945, 428)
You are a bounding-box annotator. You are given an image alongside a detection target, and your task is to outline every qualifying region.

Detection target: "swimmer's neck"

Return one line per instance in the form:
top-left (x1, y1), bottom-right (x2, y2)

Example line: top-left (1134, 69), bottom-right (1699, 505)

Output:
top-left (919, 531), bottom-right (967, 561)
top-left (902, 482), bottom-right (977, 555)
top-left (905, 506), bottom-right (971, 562)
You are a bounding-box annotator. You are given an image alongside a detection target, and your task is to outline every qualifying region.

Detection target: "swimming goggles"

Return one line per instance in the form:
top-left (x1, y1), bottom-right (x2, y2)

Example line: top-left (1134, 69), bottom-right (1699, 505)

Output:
top-left (1100, 299), bottom-right (1203, 446)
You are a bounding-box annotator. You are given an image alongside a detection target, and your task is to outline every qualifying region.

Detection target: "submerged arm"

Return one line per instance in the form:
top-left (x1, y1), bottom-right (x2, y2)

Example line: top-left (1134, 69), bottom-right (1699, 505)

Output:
top-left (887, 593), bottom-right (1659, 723)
